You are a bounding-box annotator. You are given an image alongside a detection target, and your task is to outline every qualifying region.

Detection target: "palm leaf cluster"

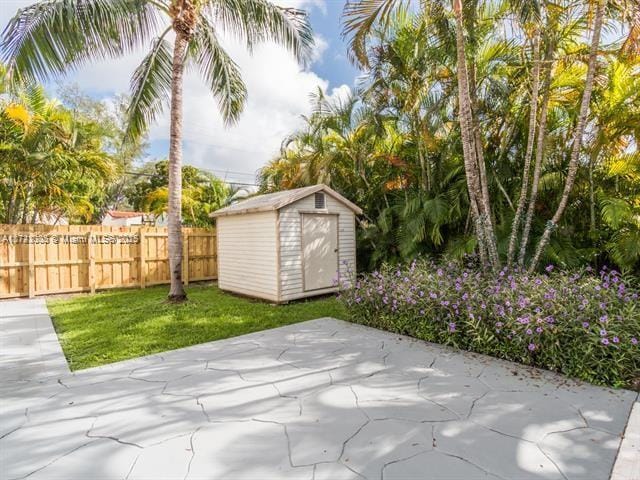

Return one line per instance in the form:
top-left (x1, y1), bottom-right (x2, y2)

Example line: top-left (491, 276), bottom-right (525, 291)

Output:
top-left (261, 0), bottom-right (640, 272)
top-left (0, 73), bottom-right (117, 223)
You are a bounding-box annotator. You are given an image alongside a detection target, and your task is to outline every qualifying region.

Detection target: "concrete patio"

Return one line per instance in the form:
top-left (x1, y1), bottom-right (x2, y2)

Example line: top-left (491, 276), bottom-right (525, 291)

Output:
top-left (1, 299), bottom-right (638, 480)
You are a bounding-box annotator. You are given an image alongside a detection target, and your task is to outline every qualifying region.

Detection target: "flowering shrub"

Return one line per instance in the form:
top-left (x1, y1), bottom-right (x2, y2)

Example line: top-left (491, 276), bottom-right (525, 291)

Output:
top-left (339, 259), bottom-right (640, 388)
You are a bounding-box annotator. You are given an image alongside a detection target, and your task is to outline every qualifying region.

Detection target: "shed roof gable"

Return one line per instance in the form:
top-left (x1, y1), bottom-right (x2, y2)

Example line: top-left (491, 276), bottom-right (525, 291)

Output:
top-left (210, 184), bottom-right (362, 218)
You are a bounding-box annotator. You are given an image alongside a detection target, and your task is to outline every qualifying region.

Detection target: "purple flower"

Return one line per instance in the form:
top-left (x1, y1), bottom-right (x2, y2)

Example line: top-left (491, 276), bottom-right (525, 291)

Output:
top-left (528, 343), bottom-right (536, 351)
top-left (601, 338), bottom-right (610, 345)
top-left (631, 338), bottom-right (638, 345)
top-left (600, 315), bottom-right (608, 323)
top-left (448, 322), bottom-right (456, 333)
top-left (536, 327), bottom-right (543, 333)
top-left (526, 328), bottom-right (533, 335)
top-left (600, 329), bottom-right (607, 337)
top-left (612, 336), bottom-right (620, 344)
top-left (582, 321), bottom-right (590, 328)
top-left (545, 264), bottom-right (554, 272)
top-left (534, 278), bottom-right (542, 285)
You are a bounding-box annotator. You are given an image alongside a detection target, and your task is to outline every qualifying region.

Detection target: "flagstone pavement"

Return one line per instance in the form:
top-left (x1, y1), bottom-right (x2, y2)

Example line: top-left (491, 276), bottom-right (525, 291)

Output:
top-left (1, 298), bottom-right (638, 480)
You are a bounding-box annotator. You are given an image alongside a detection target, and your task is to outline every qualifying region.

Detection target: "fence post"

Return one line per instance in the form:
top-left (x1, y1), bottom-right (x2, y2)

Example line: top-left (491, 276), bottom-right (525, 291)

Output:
top-left (27, 225), bottom-right (35, 298)
top-left (139, 227), bottom-right (146, 289)
top-left (87, 231), bottom-right (95, 294)
top-left (182, 231), bottom-right (189, 285)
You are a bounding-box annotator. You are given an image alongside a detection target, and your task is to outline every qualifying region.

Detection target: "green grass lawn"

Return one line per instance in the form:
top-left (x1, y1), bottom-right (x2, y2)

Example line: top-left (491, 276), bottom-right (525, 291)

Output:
top-left (48, 283), bottom-right (347, 371)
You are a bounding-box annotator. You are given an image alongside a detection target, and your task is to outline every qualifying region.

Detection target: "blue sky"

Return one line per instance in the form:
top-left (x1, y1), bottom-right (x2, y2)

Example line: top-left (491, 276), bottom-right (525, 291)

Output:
top-left (0, 0), bottom-right (360, 184)
top-left (307, 2), bottom-right (360, 87)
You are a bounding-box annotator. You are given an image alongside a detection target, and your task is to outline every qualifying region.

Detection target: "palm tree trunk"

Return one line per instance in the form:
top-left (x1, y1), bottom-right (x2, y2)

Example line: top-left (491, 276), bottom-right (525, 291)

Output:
top-left (6, 186), bottom-right (17, 224)
top-left (470, 88), bottom-right (499, 268)
top-left (452, 0), bottom-right (496, 269)
top-left (507, 30), bottom-right (541, 266)
top-left (588, 149), bottom-right (599, 233)
top-left (167, 32), bottom-right (188, 302)
top-left (414, 118), bottom-right (428, 191)
top-left (528, 0), bottom-right (606, 272)
top-left (518, 37), bottom-right (554, 266)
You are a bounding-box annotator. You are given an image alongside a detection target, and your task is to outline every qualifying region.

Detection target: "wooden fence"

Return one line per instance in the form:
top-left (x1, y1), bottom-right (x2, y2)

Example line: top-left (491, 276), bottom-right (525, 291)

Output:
top-left (0, 225), bottom-right (217, 299)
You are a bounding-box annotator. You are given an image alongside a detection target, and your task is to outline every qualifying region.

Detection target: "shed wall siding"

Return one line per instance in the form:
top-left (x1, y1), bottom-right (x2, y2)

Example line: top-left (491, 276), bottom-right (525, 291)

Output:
top-left (279, 195), bottom-right (356, 301)
top-left (217, 211), bottom-right (278, 301)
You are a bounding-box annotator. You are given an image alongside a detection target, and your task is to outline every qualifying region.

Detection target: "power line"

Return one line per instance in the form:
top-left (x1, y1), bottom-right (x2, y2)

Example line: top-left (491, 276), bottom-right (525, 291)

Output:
top-left (123, 171), bottom-right (258, 187)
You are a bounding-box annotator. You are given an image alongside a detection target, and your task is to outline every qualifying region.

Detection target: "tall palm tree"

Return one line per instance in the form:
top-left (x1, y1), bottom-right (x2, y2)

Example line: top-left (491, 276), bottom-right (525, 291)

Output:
top-left (1, 0), bottom-right (313, 301)
top-left (343, 0), bottom-right (502, 268)
top-left (528, 0), bottom-right (607, 271)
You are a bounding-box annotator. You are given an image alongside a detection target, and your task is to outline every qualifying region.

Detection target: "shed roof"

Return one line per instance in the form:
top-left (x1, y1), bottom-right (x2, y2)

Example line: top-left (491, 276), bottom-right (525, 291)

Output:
top-left (210, 184), bottom-right (363, 218)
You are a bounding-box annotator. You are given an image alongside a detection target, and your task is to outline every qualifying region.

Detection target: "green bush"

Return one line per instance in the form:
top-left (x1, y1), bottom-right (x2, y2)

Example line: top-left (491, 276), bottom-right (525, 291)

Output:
top-left (339, 259), bottom-right (640, 388)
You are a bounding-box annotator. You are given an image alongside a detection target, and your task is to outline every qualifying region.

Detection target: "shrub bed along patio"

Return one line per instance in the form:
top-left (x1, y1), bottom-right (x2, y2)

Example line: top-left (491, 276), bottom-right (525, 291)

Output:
top-left (48, 283), bottom-right (346, 370)
top-left (340, 259), bottom-right (640, 388)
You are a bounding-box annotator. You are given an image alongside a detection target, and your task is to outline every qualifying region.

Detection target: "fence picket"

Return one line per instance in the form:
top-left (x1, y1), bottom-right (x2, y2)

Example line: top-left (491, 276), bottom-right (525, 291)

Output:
top-left (0, 225), bottom-right (216, 298)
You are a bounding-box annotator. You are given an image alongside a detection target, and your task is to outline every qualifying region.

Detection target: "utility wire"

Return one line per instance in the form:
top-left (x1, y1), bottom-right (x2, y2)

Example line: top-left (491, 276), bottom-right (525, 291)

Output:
top-left (123, 171), bottom-right (258, 187)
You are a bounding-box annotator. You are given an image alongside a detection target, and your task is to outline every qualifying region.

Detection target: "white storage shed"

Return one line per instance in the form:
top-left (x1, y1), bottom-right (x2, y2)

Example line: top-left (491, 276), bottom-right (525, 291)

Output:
top-left (210, 184), bottom-right (362, 303)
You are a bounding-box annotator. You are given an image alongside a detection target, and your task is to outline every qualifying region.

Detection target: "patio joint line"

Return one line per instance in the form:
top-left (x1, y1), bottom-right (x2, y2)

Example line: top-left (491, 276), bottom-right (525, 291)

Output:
top-left (433, 448), bottom-right (509, 480)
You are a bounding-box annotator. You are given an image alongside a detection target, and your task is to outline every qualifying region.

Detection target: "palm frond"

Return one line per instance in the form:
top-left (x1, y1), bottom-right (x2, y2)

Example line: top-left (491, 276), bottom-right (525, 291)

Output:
top-left (190, 17), bottom-right (247, 125)
top-left (342, 0), bottom-right (404, 68)
top-left (600, 197), bottom-right (632, 230)
top-left (607, 229), bottom-right (640, 270)
top-left (1, 0), bottom-right (160, 85)
top-left (208, 0), bottom-right (314, 65)
top-left (124, 31), bottom-right (172, 142)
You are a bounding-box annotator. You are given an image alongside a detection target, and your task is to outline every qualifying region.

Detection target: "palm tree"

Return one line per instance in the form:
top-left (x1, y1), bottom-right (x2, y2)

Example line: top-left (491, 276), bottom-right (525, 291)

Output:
top-left (528, 0), bottom-right (607, 271)
top-left (1, 0), bottom-right (313, 301)
top-left (343, 0), bottom-right (502, 269)
top-left (1, 80), bottom-right (116, 224)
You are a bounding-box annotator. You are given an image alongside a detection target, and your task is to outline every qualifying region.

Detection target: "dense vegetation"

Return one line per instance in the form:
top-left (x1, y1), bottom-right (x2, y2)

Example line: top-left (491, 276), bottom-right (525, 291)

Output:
top-left (340, 259), bottom-right (640, 388)
top-left (126, 160), bottom-right (230, 227)
top-left (0, 71), bottom-right (120, 224)
top-left (0, 75), bottom-right (229, 227)
top-left (260, 1), bottom-right (640, 273)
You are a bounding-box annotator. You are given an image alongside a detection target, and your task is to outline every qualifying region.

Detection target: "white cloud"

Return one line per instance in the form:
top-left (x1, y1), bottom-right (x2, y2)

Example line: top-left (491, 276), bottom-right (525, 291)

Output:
top-left (146, 33), bottom-right (349, 181)
top-left (1, 0), bottom-right (349, 182)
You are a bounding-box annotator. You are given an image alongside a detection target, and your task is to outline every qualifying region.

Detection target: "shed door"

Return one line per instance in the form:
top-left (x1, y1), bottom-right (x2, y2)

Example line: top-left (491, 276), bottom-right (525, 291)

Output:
top-left (302, 214), bottom-right (339, 291)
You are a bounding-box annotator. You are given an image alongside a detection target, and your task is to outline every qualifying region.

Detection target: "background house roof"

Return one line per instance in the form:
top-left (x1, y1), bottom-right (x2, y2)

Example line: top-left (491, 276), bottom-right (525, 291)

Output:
top-left (107, 211), bottom-right (145, 219)
top-left (210, 184), bottom-right (363, 218)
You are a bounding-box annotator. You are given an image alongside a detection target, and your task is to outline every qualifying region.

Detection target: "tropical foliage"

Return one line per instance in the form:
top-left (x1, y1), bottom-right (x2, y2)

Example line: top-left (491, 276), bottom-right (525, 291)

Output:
top-left (0, 73), bottom-right (228, 227)
top-left (340, 258), bottom-right (640, 388)
top-left (260, 1), bottom-right (640, 273)
top-left (0, 71), bottom-right (118, 224)
top-left (127, 159), bottom-right (230, 227)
